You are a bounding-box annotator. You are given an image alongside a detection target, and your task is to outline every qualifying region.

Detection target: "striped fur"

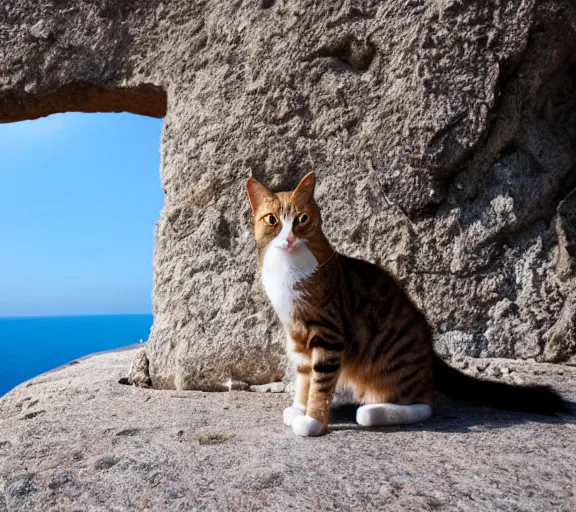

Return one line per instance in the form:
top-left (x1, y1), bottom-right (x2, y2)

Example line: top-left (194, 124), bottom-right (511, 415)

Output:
top-left (247, 173), bottom-right (432, 435)
top-left (247, 173), bottom-right (565, 436)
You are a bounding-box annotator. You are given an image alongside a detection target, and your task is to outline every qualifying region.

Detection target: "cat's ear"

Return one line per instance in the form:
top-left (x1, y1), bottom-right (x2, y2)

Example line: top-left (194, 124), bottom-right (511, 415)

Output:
top-left (291, 172), bottom-right (316, 204)
top-left (247, 177), bottom-right (274, 216)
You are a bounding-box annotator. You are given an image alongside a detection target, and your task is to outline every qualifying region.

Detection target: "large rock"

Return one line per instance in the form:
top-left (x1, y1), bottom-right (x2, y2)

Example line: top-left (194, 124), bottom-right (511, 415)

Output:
top-left (0, 348), bottom-right (575, 511)
top-left (1, 1), bottom-right (575, 390)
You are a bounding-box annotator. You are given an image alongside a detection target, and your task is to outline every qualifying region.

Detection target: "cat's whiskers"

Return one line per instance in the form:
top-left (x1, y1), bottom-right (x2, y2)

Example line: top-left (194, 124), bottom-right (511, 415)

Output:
top-left (262, 251), bottom-right (335, 273)
top-left (316, 249), bottom-right (336, 269)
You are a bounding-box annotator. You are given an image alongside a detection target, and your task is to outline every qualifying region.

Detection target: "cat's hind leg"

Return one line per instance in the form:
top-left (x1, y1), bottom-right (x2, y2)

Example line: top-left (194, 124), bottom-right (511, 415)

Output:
top-left (356, 403), bottom-right (431, 427)
top-left (352, 347), bottom-right (434, 427)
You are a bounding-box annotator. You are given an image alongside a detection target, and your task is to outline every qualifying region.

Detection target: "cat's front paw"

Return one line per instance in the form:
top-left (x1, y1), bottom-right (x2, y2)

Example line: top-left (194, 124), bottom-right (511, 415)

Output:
top-left (283, 405), bottom-right (305, 426)
top-left (291, 415), bottom-right (324, 437)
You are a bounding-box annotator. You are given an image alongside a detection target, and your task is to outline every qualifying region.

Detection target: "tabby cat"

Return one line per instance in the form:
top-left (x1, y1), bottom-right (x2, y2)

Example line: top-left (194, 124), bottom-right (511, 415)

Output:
top-left (247, 172), bottom-right (565, 437)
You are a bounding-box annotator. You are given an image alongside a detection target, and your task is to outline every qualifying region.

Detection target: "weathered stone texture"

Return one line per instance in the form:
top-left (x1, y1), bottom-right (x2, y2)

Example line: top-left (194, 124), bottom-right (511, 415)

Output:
top-left (1, 1), bottom-right (575, 390)
top-left (0, 349), bottom-right (574, 511)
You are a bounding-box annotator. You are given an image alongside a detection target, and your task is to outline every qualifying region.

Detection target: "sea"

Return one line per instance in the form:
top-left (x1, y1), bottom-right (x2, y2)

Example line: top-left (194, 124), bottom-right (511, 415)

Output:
top-left (0, 314), bottom-right (153, 397)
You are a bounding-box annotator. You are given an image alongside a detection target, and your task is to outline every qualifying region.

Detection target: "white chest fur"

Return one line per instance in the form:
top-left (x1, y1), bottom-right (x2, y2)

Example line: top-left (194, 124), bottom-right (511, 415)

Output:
top-left (261, 244), bottom-right (318, 325)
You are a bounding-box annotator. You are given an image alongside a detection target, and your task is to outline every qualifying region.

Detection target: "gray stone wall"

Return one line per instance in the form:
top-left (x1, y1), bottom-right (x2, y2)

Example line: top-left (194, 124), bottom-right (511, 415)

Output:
top-left (1, 1), bottom-right (575, 390)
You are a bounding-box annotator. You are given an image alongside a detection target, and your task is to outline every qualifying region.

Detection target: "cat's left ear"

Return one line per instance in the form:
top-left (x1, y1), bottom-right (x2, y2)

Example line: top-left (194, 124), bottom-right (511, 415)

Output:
top-left (291, 172), bottom-right (316, 204)
top-left (247, 177), bottom-right (274, 216)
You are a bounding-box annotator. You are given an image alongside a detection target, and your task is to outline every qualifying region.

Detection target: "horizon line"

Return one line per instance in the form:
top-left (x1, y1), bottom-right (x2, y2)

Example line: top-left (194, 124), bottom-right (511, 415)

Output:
top-left (0, 312), bottom-right (153, 320)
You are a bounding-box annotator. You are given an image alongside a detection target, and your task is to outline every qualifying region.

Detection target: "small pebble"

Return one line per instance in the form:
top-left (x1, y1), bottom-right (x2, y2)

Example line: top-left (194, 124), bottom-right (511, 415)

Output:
top-left (94, 456), bottom-right (119, 470)
top-left (7, 476), bottom-right (37, 498)
top-left (48, 470), bottom-right (73, 489)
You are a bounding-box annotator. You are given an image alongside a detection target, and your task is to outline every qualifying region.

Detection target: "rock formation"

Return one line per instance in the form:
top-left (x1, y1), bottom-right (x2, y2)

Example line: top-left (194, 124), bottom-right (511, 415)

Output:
top-left (1, 1), bottom-right (575, 390)
top-left (0, 348), bottom-right (574, 511)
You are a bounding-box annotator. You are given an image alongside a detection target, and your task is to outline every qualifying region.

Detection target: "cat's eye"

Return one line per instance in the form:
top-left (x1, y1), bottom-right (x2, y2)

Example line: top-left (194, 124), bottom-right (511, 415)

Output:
top-left (263, 214), bottom-right (278, 226)
top-left (297, 213), bottom-right (310, 224)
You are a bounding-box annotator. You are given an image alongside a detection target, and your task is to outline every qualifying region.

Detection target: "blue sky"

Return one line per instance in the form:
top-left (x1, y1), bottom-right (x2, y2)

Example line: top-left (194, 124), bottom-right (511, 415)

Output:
top-left (0, 113), bottom-right (164, 317)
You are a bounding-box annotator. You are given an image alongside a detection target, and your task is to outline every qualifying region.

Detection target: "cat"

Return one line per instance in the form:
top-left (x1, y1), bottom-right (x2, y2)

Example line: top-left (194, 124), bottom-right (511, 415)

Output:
top-left (246, 172), bottom-right (566, 437)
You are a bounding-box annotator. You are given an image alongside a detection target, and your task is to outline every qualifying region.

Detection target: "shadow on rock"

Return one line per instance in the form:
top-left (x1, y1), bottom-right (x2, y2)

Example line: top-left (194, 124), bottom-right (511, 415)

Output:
top-left (328, 395), bottom-right (574, 434)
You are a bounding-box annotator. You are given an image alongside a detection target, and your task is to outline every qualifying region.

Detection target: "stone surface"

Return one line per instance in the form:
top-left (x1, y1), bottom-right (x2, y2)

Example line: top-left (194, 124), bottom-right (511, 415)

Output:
top-left (1, 2), bottom-right (576, 390)
top-left (0, 348), bottom-right (575, 511)
top-left (250, 381), bottom-right (286, 393)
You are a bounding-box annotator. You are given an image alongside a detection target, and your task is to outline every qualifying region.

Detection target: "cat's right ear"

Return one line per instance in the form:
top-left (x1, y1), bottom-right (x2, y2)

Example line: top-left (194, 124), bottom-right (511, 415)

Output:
top-left (247, 178), bottom-right (273, 216)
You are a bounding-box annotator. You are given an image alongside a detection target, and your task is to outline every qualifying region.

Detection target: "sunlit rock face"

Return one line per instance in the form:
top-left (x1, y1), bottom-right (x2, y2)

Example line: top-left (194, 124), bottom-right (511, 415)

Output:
top-left (1, 1), bottom-right (575, 390)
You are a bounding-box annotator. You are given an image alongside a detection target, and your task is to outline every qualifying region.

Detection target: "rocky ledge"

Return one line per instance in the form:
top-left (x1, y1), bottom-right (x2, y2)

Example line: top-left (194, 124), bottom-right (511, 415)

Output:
top-left (0, 348), bottom-right (574, 511)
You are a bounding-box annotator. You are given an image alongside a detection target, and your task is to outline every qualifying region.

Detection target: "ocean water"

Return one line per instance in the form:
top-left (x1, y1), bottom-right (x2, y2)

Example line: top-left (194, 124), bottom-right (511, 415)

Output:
top-left (0, 314), bottom-right (153, 397)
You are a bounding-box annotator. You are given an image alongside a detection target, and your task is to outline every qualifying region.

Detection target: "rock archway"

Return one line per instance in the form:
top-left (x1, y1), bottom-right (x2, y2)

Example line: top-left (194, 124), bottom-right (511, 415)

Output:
top-left (2, 0), bottom-right (575, 391)
top-left (0, 84), bottom-right (166, 122)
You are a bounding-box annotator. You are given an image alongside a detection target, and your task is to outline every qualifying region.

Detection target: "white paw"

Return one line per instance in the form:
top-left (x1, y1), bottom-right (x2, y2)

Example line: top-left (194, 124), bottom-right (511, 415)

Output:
top-left (283, 405), bottom-right (305, 426)
top-left (356, 403), bottom-right (432, 426)
top-left (291, 415), bottom-right (324, 437)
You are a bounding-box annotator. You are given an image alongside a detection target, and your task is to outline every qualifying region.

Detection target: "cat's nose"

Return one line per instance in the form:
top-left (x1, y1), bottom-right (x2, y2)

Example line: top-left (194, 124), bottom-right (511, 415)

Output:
top-left (286, 231), bottom-right (297, 248)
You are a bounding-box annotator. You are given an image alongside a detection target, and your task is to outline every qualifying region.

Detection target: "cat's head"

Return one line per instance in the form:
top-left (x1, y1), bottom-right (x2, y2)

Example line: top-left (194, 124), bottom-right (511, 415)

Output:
top-left (246, 172), bottom-right (323, 253)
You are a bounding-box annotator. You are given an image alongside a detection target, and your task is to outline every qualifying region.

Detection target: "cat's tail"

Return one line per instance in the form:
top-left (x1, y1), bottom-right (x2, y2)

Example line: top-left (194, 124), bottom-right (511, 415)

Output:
top-left (432, 354), bottom-right (567, 415)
